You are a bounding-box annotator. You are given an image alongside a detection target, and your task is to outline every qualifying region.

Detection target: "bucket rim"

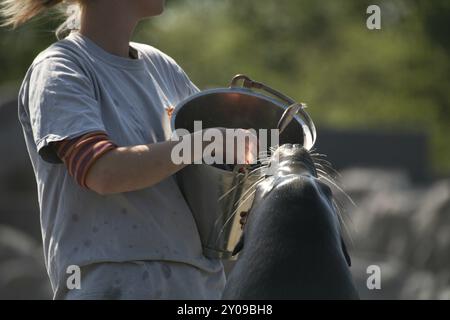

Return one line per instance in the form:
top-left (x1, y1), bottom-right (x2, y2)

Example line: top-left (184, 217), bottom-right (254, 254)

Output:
top-left (170, 87), bottom-right (288, 129)
top-left (170, 86), bottom-right (316, 150)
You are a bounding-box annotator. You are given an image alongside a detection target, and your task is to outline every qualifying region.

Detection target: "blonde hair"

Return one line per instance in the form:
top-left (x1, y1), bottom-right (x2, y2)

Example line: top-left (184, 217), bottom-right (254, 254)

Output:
top-left (0, 0), bottom-right (83, 39)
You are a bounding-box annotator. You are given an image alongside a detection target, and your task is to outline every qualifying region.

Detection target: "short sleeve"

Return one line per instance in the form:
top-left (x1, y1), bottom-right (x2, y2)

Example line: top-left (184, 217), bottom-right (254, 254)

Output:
top-left (173, 64), bottom-right (201, 98)
top-left (27, 56), bottom-right (106, 163)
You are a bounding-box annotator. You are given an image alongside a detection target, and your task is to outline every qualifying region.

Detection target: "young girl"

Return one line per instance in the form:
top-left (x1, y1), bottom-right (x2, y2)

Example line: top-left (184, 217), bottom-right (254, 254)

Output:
top-left (1, 0), bottom-right (254, 299)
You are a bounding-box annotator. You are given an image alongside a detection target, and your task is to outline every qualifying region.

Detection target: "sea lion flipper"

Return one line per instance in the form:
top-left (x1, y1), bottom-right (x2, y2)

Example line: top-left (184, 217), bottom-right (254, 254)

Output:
top-left (340, 236), bottom-right (352, 267)
top-left (232, 233), bottom-right (245, 256)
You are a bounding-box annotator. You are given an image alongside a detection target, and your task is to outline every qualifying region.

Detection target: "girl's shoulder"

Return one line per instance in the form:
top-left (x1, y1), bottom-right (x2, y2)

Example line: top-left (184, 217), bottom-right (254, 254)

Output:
top-left (29, 37), bottom-right (92, 78)
top-left (35, 36), bottom-right (84, 63)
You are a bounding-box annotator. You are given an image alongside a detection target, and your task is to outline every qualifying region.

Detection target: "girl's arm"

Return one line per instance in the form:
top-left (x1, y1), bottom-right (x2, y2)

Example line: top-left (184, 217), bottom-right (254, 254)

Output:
top-left (86, 132), bottom-right (198, 195)
top-left (86, 140), bottom-right (189, 195)
top-left (85, 129), bottom-right (257, 195)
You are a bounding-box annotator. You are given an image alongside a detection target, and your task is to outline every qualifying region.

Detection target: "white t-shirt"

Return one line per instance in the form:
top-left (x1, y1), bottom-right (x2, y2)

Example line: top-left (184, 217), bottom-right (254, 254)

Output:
top-left (18, 32), bottom-right (223, 294)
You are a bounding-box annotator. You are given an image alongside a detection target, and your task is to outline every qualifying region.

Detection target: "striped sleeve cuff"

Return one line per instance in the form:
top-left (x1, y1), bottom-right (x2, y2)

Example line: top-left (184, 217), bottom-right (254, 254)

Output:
top-left (54, 131), bottom-right (117, 188)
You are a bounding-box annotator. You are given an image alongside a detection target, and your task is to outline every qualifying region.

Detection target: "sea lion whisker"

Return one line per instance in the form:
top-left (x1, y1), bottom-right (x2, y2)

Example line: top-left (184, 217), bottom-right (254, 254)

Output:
top-left (258, 151), bottom-right (272, 156)
top-left (218, 176), bottom-right (251, 202)
top-left (257, 155), bottom-right (272, 163)
top-left (313, 159), bottom-right (342, 178)
top-left (233, 177), bottom-right (265, 207)
top-left (331, 196), bottom-right (354, 226)
top-left (331, 199), bottom-right (348, 233)
top-left (316, 168), bottom-right (338, 184)
top-left (218, 177), bottom-right (255, 202)
top-left (215, 189), bottom-right (257, 243)
top-left (314, 164), bottom-right (336, 179)
top-left (332, 198), bottom-right (343, 217)
top-left (311, 158), bottom-right (334, 170)
top-left (238, 188), bottom-right (257, 210)
top-left (333, 196), bottom-right (355, 227)
top-left (248, 165), bottom-right (269, 174)
top-left (218, 184), bottom-right (240, 201)
top-left (230, 189), bottom-right (258, 217)
top-left (331, 197), bottom-right (353, 231)
top-left (312, 158), bottom-right (335, 170)
top-left (310, 152), bottom-right (328, 158)
top-left (217, 174), bottom-right (265, 238)
top-left (247, 167), bottom-right (270, 179)
top-left (217, 165), bottom-right (264, 201)
top-left (318, 174), bottom-right (356, 208)
top-left (317, 171), bottom-right (354, 209)
top-left (333, 200), bottom-right (354, 245)
top-left (315, 171), bottom-right (354, 244)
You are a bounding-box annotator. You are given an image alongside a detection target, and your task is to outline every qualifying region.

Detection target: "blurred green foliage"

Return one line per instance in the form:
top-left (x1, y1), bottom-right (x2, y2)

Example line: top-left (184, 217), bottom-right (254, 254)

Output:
top-left (1, 0), bottom-right (449, 173)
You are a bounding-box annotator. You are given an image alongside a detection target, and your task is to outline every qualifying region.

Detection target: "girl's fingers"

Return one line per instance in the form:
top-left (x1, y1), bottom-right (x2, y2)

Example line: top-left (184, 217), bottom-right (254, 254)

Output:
top-left (233, 128), bottom-right (258, 165)
top-left (205, 127), bottom-right (258, 165)
top-left (246, 136), bottom-right (258, 164)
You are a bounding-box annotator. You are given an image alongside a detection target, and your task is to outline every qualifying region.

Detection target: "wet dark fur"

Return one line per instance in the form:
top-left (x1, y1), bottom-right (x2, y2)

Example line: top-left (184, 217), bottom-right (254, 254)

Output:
top-left (222, 144), bottom-right (359, 299)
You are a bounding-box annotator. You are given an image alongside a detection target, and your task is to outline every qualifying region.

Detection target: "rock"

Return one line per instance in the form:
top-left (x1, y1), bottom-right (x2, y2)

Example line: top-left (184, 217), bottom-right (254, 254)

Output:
top-left (411, 181), bottom-right (450, 272)
top-left (0, 225), bottom-right (51, 299)
top-left (341, 168), bottom-right (450, 299)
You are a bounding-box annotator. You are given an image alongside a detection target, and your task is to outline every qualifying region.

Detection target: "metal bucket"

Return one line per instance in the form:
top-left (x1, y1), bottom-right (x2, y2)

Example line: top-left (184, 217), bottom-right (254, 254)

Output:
top-left (171, 75), bottom-right (316, 259)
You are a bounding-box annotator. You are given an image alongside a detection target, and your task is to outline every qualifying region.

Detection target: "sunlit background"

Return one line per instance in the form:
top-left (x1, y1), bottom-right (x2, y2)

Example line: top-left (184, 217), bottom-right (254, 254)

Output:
top-left (0, 0), bottom-right (449, 299)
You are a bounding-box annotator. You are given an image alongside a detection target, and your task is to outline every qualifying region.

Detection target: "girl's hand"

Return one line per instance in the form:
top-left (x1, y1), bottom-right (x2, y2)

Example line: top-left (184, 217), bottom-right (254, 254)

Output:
top-left (198, 127), bottom-right (258, 165)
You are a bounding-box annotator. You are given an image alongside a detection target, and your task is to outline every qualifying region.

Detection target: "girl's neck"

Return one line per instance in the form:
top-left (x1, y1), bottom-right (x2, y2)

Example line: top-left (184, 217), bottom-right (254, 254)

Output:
top-left (79, 3), bottom-right (138, 59)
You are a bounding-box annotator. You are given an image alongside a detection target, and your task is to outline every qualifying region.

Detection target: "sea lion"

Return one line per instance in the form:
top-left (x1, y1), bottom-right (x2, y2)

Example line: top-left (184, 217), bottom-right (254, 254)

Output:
top-left (222, 144), bottom-right (359, 299)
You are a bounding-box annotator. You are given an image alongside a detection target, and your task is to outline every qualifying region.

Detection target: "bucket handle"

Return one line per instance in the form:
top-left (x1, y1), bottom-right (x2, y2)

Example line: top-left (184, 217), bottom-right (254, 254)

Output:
top-left (229, 74), bottom-right (317, 150)
top-left (229, 74), bottom-right (296, 105)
